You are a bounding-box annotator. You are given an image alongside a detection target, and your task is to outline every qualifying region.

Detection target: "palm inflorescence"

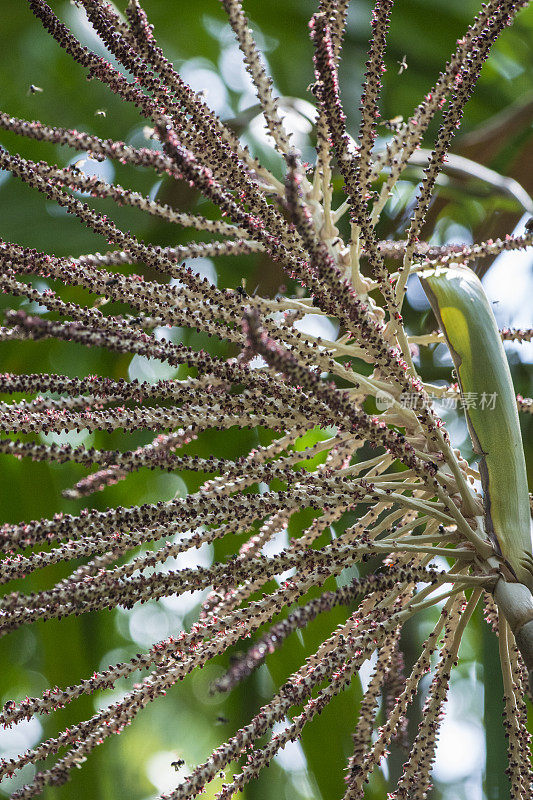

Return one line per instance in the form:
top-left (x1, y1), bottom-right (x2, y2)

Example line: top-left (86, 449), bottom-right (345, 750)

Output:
top-left (0, 1), bottom-right (532, 798)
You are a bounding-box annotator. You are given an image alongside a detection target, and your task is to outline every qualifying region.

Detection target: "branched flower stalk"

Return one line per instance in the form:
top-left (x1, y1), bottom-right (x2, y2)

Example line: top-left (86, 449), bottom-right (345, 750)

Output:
top-left (0, 1), bottom-right (532, 798)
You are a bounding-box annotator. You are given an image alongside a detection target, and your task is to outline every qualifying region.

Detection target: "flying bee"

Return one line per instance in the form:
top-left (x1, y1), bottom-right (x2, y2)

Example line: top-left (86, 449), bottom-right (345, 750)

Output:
top-left (382, 115), bottom-right (404, 132)
top-left (215, 715), bottom-right (229, 725)
top-left (93, 277), bottom-right (119, 308)
top-left (142, 125), bottom-right (158, 140)
top-left (94, 108), bottom-right (107, 118)
top-left (234, 278), bottom-right (249, 298)
top-left (397, 55), bottom-right (408, 74)
top-left (27, 84), bottom-right (43, 95)
top-left (171, 759), bottom-right (185, 770)
top-left (92, 297), bottom-right (110, 309)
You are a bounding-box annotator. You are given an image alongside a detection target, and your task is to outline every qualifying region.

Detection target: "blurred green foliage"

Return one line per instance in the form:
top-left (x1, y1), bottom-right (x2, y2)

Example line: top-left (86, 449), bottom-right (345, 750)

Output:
top-left (0, 2), bottom-right (532, 799)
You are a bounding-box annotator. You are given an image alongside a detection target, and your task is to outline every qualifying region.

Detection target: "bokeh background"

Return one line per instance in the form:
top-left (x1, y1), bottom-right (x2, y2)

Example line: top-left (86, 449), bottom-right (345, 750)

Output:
top-left (0, 1), bottom-right (532, 799)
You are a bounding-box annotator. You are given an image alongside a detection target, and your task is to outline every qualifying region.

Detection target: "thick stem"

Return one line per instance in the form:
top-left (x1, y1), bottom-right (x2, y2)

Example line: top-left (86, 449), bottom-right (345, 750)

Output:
top-left (493, 578), bottom-right (533, 694)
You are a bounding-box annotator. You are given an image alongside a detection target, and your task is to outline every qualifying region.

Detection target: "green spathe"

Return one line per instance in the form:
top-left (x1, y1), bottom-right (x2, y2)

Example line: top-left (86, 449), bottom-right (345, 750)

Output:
top-left (420, 265), bottom-right (533, 591)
